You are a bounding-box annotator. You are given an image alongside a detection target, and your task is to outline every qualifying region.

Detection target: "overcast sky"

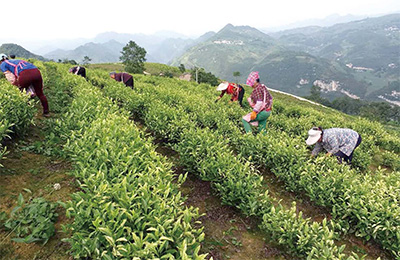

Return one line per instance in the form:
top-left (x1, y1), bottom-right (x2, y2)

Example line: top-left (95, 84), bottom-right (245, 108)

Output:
top-left (3, 0), bottom-right (400, 41)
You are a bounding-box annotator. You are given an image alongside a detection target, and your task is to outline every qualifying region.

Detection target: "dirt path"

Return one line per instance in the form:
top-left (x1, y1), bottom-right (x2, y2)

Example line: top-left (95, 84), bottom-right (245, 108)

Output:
top-left (154, 144), bottom-right (291, 260)
top-left (0, 115), bottom-right (75, 260)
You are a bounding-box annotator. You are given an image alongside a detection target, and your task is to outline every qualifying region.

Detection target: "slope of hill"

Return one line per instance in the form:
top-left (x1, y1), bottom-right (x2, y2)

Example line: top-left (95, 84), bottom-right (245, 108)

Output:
top-left (171, 24), bottom-right (281, 80)
top-left (275, 14), bottom-right (400, 72)
top-left (173, 15), bottom-right (400, 104)
top-left (274, 14), bottom-right (400, 99)
top-left (0, 43), bottom-right (46, 61)
top-left (262, 13), bottom-right (369, 33)
top-left (172, 24), bottom-right (368, 99)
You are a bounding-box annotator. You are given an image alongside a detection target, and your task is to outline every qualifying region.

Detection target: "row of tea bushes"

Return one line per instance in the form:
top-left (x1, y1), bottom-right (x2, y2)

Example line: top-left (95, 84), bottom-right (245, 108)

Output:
top-left (131, 77), bottom-right (399, 257)
top-left (90, 71), bottom-right (362, 259)
top-left (0, 80), bottom-right (35, 165)
top-left (90, 72), bottom-right (398, 258)
top-left (44, 64), bottom-right (207, 259)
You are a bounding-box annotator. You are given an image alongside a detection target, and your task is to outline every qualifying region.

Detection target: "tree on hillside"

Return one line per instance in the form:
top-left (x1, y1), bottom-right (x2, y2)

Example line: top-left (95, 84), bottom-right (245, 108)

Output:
top-left (305, 85), bottom-right (331, 106)
top-left (82, 56), bottom-right (92, 65)
top-left (61, 59), bottom-right (77, 65)
top-left (191, 68), bottom-right (218, 86)
top-left (179, 64), bottom-right (186, 73)
top-left (233, 71), bottom-right (241, 84)
top-left (120, 41), bottom-right (147, 74)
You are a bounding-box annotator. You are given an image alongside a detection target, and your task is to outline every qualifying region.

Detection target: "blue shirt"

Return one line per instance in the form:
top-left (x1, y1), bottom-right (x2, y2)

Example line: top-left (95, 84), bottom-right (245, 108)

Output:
top-left (312, 128), bottom-right (360, 156)
top-left (0, 59), bottom-right (37, 77)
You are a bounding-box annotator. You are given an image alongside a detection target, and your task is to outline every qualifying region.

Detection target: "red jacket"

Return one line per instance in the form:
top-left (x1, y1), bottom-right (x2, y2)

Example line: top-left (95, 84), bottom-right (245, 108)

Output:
top-left (219, 83), bottom-right (241, 101)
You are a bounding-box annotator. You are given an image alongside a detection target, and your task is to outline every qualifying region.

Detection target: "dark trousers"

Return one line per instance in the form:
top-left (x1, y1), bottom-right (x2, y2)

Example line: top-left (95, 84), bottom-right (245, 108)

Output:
top-left (78, 67), bottom-right (86, 78)
top-left (18, 69), bottom-right (49, 114)
top-left (238, 85), bottom-right (245, 107)
top-left (125, 77), bottom-right (134, 89)
top-left (334, 134), bottom-right (362, 164)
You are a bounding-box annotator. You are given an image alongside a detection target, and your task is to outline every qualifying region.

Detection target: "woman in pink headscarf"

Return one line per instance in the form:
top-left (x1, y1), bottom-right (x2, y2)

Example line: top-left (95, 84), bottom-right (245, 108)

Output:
top-left (242, 71), bottom-right (273, 134)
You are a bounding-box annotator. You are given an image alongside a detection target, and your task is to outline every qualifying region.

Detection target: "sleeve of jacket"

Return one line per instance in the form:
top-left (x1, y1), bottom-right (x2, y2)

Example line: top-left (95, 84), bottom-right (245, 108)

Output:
top-left (312, 143), bottom-right (323, 156)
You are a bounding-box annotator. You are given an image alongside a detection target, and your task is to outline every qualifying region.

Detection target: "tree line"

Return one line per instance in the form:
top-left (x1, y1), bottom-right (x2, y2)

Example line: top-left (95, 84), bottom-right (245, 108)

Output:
top-left (305, 84), bottom-right (400, 127)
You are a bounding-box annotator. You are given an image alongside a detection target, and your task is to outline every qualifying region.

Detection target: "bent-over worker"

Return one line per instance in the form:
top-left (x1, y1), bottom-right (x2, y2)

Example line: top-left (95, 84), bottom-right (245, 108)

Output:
top-left (306, 127), bottom-right (362, 164)
top-left (0, 54), bottom-right (49, 116)
top-left (215, 81), bottom-right (245, 107)
top-left (110, 71), bottom-right (134, 89)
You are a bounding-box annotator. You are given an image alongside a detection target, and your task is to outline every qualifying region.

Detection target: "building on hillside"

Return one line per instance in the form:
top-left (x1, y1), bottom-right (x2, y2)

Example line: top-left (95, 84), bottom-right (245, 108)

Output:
top-left (313, 80), bottom-right (339, 92)
top-left (179, 73), bottom-right (191, 81)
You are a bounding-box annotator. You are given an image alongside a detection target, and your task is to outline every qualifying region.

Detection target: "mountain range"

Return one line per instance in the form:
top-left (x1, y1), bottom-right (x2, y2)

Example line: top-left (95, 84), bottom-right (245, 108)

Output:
top-left (172, 13), bottom-right (400, 104)
top-left (1, 13), bottom-right (399, 105)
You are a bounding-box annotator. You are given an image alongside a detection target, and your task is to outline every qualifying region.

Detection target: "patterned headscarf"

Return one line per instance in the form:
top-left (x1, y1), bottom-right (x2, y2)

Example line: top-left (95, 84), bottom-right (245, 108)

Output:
top-left (246, 71), bottom-right (259, 86)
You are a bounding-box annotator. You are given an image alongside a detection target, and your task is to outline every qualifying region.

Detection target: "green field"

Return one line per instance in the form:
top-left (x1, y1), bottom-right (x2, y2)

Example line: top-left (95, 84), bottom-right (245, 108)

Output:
top-left (0, 61), bottom-right (398, 259)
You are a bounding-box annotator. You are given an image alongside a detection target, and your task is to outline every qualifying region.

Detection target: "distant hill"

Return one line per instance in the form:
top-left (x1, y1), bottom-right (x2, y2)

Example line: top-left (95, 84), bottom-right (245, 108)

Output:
top-left (0, 43), bottom-right (46, 61)
top-left (172, 14), bottom-right (400, 104)
top-left (272, 13), bottom-right (400, 103)
top-left (44, 40), bottom-right (125, 63)
top-left (43, 31), bottom-right (211, 64)
top-left (171, 24), bottom-right (364, 98)
top-left (275, 14), bottom-right (400, 73)
top-left (171, 24), bottom-right (279, 80)
top-left (263, 13), bottom-right (369, 33)
top-left (4, 13), bottom-right (398, 105)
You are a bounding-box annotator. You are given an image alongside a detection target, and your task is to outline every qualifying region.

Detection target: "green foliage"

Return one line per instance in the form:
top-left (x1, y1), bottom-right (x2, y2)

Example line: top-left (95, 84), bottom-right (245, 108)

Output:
top-left (13, 60), bottom-right (399, 258)
top-left (98, 74), bottom-right (357, 258)
top-left (120, 40), bottom-right (147, 74)
top-left (381, 150), bottom-right (400, 170)
top-left (0, 79), bottom-right (35, 165)
top-left (42, 62), bottom-right (77, 113)
top-left (305, 85), bottom-right (333, 106)
top-left (304, 91), bottom-right (400, 126)
top-left (37, 65), bottom-right (207, 259)
top-left (4, 195), bottom-right (59, 244)
top-left (81, 55), bottom-right (91, 65)
top-left (191, 68), bottom-right (218, 85)
top-left (233, 71), bottom-right (241, 84)
top-left (179, 63), bottom-right (186, 73)
top-left (86, 62), bottom-right (125, 72)
top-left (104, 74), bottom-right (399, 257)
top-left (0, 80), bottom-right (35, 134)
top-left (58, 58), bottom-right (77, 65)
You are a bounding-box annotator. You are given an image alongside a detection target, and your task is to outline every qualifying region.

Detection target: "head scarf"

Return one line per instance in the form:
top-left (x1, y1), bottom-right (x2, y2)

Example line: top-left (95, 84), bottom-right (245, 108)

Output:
top-left (246, 71), bottom-right (259, 86)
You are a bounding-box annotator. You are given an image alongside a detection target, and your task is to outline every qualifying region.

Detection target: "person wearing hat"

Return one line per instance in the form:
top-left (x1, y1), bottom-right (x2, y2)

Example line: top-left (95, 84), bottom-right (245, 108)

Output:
top-left (306, 126), bottom-right (362, 164)
top-left (241, 71), bottom-right (273, 134)
top-left (69, 66), bottom-right (86, 78)
top-left (215, 81), bottom-right (245, 107)
top-left (110, 71), bottom-right (134, 89)
top-left (0, 54), bottom-right (49, 116)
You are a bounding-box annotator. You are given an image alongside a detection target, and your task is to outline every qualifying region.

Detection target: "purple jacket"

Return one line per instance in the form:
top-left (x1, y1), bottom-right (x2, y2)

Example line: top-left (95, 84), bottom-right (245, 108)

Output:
top-left (114, 73), bottom-right (132, 84)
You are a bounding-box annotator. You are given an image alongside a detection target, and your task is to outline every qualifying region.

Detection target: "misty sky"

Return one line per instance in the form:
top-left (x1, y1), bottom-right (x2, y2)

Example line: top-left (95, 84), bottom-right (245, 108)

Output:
top-left (3, 0), bottom-right (400, 41)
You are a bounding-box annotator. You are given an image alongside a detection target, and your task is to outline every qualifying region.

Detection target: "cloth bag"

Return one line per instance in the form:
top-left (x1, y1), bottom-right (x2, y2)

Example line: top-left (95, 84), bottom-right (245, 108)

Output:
top-left (242, 85), bottom-right (268, 126)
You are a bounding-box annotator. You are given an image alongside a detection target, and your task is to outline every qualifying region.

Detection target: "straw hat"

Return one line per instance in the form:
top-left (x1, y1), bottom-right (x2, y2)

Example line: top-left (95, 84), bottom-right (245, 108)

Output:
top-left (216, 82), bottom-right (229, 91)
top-left (306, 127), bottom-right (322, 146)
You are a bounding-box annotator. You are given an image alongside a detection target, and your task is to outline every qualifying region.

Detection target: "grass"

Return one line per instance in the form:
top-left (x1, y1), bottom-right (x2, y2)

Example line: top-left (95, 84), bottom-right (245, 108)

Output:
top-left (0, 113), bottom-right (76, 260)
top-left (86, 62), bottom-right (184, 78)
